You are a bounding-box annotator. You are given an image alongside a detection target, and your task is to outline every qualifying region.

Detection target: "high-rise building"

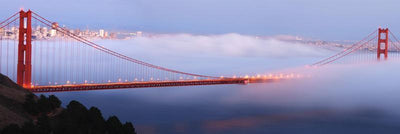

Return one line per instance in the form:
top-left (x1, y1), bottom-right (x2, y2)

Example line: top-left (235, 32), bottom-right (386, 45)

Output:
top-left (136, 31), bottom-right (142, 37)
top-left (110, 33), bottom-right (116, 39)
top-left (36, 25), bottom-right (41, 31)
top-left (99, 29), bottom-right (105, 37)
top-left (50, 29), bottom-right (57, 37)
top-left (42, 27), bottom-right (48, 37)
top-left (104, 31), bottom-right (108, 38)
top-left (85, 29), bottom-right (89, 36)
top-left (34, 30), bottom-right (42, 39)
top-left (11, 26), bottom-right (16, 32)
top-left (0, 28), bottom-right (4, 36)
top-left (75, 29), bottom-right (81, 36)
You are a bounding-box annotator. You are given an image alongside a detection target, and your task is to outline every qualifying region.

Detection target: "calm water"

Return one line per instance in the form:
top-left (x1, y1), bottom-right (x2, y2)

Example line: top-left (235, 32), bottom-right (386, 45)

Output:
top-left (40, 36), bottom-right (400, 134)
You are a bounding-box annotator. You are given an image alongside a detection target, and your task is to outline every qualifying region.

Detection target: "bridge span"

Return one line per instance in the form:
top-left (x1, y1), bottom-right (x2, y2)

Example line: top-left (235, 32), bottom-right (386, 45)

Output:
top-left (29, 77), bottom-right (290, 93)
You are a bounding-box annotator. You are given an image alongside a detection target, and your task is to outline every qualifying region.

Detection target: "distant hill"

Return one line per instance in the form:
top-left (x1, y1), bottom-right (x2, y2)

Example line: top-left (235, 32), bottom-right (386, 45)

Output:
top-left (0, 74), bottom-right (136, 134)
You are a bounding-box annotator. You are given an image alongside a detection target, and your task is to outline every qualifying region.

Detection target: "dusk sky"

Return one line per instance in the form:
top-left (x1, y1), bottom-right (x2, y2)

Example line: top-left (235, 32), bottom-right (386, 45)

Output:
top-left (1, 0), bottom-right (399, 40)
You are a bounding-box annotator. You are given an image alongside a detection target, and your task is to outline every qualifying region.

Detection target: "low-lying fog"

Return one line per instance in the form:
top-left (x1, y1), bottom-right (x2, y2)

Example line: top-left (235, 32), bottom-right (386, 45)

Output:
top-left (43, 34), bottom-right (400, 134)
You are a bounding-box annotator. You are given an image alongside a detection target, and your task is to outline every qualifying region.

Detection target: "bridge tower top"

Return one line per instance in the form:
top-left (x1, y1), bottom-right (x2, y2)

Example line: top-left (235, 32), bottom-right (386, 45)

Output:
top-left (377, 28), bottom-right (389, 60)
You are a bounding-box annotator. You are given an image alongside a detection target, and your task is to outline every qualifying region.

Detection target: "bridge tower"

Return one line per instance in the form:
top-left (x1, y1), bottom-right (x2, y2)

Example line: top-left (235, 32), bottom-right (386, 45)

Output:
top-left (377, 28), bottom-right (389, 60)
top-left (16, 10), bottom-right (32, 88)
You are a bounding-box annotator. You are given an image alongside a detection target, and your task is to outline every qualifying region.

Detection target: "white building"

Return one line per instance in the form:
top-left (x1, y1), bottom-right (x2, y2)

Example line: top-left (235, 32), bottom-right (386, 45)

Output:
top-left (42, 27), bottom-right (48, 37)
top-left (99, 29), bottom-right (105, 37)
top-left (50, 29), bottom-right (57, 37)
top-left (136, 31), bottom-right (142, 37)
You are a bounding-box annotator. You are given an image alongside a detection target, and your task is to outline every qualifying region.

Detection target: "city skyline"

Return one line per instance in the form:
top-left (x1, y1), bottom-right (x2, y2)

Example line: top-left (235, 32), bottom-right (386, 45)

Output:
top-left (0, 24), bottom-right (144, 40)
top-left (1, 0), bottom-right (399, 41)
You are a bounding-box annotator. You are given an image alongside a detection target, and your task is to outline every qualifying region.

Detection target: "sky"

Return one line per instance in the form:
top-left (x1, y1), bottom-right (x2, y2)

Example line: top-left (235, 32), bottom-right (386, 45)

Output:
top-left (1, 0), bottom-right (400, 40)
top-left (1, 1), bottom-right (399, 133)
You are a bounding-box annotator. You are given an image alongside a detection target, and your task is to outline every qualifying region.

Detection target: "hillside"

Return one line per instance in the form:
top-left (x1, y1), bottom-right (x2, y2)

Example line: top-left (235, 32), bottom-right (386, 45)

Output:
top-left (0, 74), bottom-right (32, 128)
top-left (0, 74), bottom-right (136, 134)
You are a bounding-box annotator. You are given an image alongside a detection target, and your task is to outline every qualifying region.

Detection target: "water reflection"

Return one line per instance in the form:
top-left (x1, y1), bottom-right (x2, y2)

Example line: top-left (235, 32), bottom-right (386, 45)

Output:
top-left (41, 65), bottom-right (400, 134)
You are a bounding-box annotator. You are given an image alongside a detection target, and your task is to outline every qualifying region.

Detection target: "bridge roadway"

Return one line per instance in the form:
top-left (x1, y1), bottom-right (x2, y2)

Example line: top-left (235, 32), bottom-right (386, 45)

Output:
top-left (28, 78), bottom-right (283, 93)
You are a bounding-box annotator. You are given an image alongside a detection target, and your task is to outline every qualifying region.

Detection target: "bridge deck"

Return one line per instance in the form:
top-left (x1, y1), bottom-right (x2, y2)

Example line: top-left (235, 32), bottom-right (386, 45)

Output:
top-left (28, 78), bottom-right (283, 93)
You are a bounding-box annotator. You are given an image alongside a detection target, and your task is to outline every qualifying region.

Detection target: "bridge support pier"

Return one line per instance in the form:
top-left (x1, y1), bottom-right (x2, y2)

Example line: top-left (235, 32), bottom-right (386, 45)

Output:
top-left (377, 28), bottom-right (389, 60)
top-left (17, 10), bottom-right (32, 88)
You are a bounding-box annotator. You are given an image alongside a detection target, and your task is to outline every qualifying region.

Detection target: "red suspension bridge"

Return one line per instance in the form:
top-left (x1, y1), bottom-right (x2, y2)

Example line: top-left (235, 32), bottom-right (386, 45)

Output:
top-left (0, 10), bottom-right (399, 93)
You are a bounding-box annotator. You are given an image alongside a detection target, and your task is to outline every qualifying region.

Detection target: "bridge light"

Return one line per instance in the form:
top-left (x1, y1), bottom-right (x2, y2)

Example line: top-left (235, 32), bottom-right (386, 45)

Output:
top-left (66, 81), bottom-right (70, 84)
top-left (256, 74), bottom-right (261, 78)
top-left (244, 75), bottom-right (249, 78)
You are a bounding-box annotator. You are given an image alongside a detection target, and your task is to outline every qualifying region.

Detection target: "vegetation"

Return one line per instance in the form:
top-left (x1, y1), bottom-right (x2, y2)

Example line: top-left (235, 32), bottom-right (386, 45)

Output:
top-left (22, 94), bottom-right (61, 116)
top-left (1, 94), bottom-right (136, 134)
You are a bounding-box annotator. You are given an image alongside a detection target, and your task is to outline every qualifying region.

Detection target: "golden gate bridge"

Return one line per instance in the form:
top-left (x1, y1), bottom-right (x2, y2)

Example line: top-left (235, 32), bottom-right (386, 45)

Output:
top-left (0, 10), bottom-right (399, 93)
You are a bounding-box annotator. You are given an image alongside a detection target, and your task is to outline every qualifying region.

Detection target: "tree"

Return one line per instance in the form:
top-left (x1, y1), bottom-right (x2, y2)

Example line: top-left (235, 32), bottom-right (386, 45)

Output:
top-left (88, 107), bottom-right (106, 134)
top-left (63, 100), bottom-right (90, 134)
top-left (1, 124), bottom-right (21, 134)
top-left (123, 122), bottom-right (136, 134)
top-left (37, 115), bottom-right (51, 134)
top-left (3, 96), bottom-right (137, 134)
top-left (23, 94), bottom-right (39, 116)
top-left (48, 95), bottom-right (61, 110)
top-left (106, 116), bottom-right (124, 134)
top-left (37, 95), bottom-right (51, 113)
top-left (66, 100), bottom-right (88, 123)
top-left (21, 122), bottom-right (40, 134)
